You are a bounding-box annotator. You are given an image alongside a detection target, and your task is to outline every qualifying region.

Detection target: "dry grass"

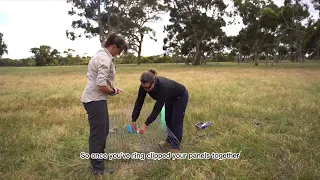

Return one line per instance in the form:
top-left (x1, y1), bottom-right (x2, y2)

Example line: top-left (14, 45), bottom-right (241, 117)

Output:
top-left (0, 62), bottom-right (320, 179)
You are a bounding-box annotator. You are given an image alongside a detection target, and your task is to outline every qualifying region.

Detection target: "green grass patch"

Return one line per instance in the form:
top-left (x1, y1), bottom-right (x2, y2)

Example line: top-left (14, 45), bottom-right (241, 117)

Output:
top-left (0, 63), bottom-right (320, 179)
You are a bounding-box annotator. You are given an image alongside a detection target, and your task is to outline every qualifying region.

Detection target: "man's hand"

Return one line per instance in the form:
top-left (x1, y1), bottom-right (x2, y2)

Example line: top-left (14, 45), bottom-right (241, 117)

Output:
top-left (109, 87), bottom-right (124, 96)
top-left (116, 88), bottom-right (124, 94)
top-left (97, 85), bottom-right (124, 96)
top-left (139, 123), bottom-right (147, 134)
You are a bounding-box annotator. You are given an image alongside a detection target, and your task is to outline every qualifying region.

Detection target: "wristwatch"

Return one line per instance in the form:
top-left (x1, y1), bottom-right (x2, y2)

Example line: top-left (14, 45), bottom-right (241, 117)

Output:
top-left (110, 87), bottom-right (118, 96)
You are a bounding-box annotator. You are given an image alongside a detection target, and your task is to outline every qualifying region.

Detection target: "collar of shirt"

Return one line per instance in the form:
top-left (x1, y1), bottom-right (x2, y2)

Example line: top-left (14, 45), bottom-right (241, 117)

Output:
top-left (150, 78), bottom-right (159, 93)
top-left (103, 47), bottom-right (114, 61)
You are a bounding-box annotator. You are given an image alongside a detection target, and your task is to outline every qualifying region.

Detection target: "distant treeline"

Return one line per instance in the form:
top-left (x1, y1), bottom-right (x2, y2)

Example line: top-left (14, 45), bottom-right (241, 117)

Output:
top-left (0, 52), bottom-right (299, 67)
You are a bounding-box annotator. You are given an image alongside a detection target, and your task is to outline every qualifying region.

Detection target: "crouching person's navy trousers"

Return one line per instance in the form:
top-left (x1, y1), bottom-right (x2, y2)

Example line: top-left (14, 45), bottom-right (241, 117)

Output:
top-left (165, 89), bottom-right (189, 150)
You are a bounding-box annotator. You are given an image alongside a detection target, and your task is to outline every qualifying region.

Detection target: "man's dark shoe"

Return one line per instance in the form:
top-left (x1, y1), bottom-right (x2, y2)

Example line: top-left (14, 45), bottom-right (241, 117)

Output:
top-left (92, 168), bottom-right (115, 175)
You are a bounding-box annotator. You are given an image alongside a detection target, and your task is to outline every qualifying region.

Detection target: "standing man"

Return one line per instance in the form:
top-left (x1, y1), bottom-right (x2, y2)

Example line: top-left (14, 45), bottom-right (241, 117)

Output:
top-left (81, 33), bottom-right (128, 175)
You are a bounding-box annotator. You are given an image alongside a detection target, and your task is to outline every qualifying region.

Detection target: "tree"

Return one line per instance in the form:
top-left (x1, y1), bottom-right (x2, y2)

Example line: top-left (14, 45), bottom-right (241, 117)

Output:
top-left (279, 0), bottom-right (310, 67)
top-left (66, 0), bottom-right (134, 43)
top-left (231, 29), bottom-right (252, 64)
top-left (62, 48), bottom-right (75, 65)
top-left (66, 0), bottom-right (165, 65)
top-left (163, 0), bottom-right (228, 65)
top-left (30, 45), bottom-right (59, 66)
top-left (0, 33), bottom-right (8, 58)
top-left (231, 0), bottom-right (312, 67)
top-left (305, 20), bottom-right (320, 60)
top-left (233, 0), bottom-right (274, 66)
top-left (312, 0), bottom-right (320, 14)
top-left (306, 0), bottom-right (320, 60)
top-left (116, 52), bottom-right (137, 64)
top-left (122, 0), bottom-right (167, 65)
top-left (212, 34), bottom-right (231, 64)
top-left (258, 3), bottom-right (281, 66)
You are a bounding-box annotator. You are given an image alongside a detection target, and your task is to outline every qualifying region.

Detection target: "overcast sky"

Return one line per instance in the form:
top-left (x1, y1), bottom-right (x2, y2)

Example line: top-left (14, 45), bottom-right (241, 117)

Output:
top-left (0, 0), bottom-right (317, 59)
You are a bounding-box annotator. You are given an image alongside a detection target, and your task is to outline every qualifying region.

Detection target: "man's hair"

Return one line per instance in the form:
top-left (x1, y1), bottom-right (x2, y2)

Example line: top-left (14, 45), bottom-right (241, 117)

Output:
top-left (104, 33), bottom-right (128, 54)
top-left (140, 69), bottom-right (157, 84)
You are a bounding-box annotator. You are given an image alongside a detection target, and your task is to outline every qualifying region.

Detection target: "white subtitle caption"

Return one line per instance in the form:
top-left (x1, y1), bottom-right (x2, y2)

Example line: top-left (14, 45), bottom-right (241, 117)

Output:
top-left (80, 152), bottom-right (240, 160)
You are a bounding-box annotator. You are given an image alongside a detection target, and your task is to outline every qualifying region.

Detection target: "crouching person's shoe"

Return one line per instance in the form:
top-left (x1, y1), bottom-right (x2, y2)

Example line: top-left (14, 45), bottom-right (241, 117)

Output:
top-left (170, 149), bottom-right (181, 153)
top-left (158, 141), bottom-right (171, 149)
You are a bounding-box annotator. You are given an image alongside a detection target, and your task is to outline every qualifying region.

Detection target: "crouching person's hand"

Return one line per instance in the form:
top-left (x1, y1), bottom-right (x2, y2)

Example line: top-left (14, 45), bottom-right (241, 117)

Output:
top-left (139, 123), bottom-right (147, 134)
top-left (132, 122), bottom-right (138, 131)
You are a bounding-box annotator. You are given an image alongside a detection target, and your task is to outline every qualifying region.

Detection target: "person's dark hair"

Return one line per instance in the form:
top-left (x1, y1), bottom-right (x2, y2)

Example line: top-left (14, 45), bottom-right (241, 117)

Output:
top-left (148, 69), bottom-right (157, 75)
top-left (140, 69), bottom-right (157, 84)
top-left (104, 33), bottom-right (128, 54)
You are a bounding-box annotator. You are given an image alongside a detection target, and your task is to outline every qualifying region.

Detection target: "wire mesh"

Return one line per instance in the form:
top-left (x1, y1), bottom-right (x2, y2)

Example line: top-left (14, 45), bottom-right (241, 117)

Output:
top-left (104, 106), bottom-right (181, 166)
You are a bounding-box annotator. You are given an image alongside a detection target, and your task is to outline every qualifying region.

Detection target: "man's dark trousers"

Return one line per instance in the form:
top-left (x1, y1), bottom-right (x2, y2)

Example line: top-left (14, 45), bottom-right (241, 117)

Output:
top-left (83, 100), bottom-right (109, 171)
top-left (165, 90), bottom-right (189, 149)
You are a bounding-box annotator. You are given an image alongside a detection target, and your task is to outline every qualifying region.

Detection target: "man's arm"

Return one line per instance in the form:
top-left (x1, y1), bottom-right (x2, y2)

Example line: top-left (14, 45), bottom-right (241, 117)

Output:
top-left (132, 86), bottom-right (147, 122)
top-left (95, 56), bottom-right (116, 95)
top-left (97, 86), bottom-right (116, 94)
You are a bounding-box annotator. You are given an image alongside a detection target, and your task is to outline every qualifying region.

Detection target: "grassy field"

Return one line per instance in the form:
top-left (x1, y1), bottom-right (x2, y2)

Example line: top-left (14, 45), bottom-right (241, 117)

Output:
top-left (1, 62), bottom-right (320, 179)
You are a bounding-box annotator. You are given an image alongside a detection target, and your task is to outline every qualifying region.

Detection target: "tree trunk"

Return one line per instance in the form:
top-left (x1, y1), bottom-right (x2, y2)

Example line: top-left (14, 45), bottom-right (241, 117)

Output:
top-left (316, 47), bottom-right (319, 61)
top-left (272, 42), bottom-right (280, 67)
top-left (265, 53), bottom-right (268, 66)
top-left (271, 54), bottom-right (276, 67)
top-left (237, 51), bottom-right (241, 65)
top-left (193, 41), bottom-right (201, 65)
top-left (279, 57), bottom-right (282, 63)
top-left (216, 50), bottom-right (220, 64)
top-left (137, 34), bottom-right (143, 65)
top-left (254, 40), bottom-right (259, 66)
top-left (202, 54), bottom-right (208, 65)
top-left (192, 31), bottom-right (206, 66)
top-left (273, 39), bottom-right (280, 66)
top-left (137, 44), bottom-right (142, 65)
top-left (300, 53), bottom-right (304, 68)
top-left (290, 47), bottom-right (294, 62)
top-left (299, 44), bottom-right (304, 68)
top-left (97, 0), bottom-right (105, 44)
top-left (300, 57), bottom-right (304, 68)
top-left (271, 56), bottom-right (276, 67)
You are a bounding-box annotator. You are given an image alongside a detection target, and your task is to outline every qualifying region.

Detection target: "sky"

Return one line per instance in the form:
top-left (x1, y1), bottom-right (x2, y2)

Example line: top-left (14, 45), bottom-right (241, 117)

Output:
top-left (0, 0), bottom-right (318, 59)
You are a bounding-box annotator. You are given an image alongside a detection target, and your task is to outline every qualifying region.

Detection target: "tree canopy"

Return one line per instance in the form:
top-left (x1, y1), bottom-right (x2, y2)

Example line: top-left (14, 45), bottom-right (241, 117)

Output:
top-left (0, 33), bottom-right (8, 59)
top-left (1, 0), bottom-right (320, 67)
